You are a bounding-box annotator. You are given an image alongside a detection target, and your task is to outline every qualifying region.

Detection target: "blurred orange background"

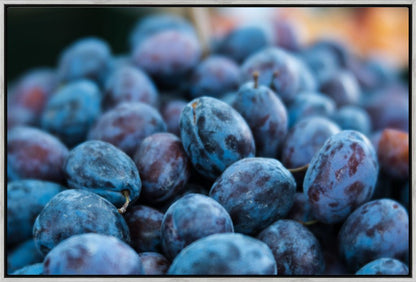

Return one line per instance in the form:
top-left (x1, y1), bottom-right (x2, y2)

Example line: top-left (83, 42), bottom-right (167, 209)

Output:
top-left (205, 7), bottom-right (409, 69)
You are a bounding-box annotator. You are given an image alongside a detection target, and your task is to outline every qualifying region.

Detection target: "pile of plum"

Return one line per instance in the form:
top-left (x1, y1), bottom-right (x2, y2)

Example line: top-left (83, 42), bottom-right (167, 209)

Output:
top-left (7, 12), bottom-right (410, 276)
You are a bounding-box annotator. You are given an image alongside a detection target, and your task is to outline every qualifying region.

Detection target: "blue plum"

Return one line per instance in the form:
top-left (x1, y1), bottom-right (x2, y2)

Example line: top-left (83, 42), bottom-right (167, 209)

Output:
top-left (348, 57), bottom-right (398, 92)
top-left (154, 179), bottom-right (211, 214)
top-left (7, 68), bottom-right (58, 128)
top-left (231, 79), bottom-right (288, 158)
top-left (216, 25), bottom-right (272, 63)
top-left (103, 65), bottom-right (158, 109)
top-left (257, 219), bottom-right (325, 275)
top-left (332, 105), bottom-right (372, 135)
top-left (133, 133), bottom-right (190, 204)
top-left (319, 70), bottom-right (361, 107)
top-left (132, 29), bottom-right (201, 89)
top-left (355, 258), bottom-right (408, 275)
top-left (64, 140), bottom-right (141, 208)
top-left (286, 193), bottom-right (315, 223)
top-left (7, 126), bottom-right (69, 182)
top-left (364, 83), bottom-right (409, 132)
top-left (339, 199), bottom-right (409, 271)
top-left (303, 130), bottom-right (379, 224)
top-left (287, 92), bottom-right (336, 128)
top-left (7, 180), bottom-right (65, 245)
top-left (189, 55), bottom-right (240, 99)
top-left (88, 102), bottom-right (166, 157)
top-left (160, 99), bottom-right (187, 136)
top-left (43, 233), bottom-right (143, 275)
top-left (168, 233), bottom-right (277, 275)
top-left (240, 47), bottom-right (303, 104)
top-left (124, 205), bottom-right (164, 253)
top-left (41, 79), bottom-right (102, 147)
top-left (295, 57), bottom-right (319, 93)
top-left (33, 189), bottom-right (131, 256)
top-left (281, 116), bottom-right (341, 169)
top-left (129, 13), bottom-right (196, 50)
top-left (161, 193), bottom-right (234, 259)
top-left (209, 158), bottom-right (296, 234)
top-left (180, 96), bottom-right (255, 180)
top-left (272, 20), bottom-right (302, 52)
top-left (11, 263), bottom-right (43, 275)
top-left (139, 252), bottom-right (170, 275)
top-left (301, 40), bottom-right (347, 84)
top-left (57, 37), bottom-right (112, 85)
top-left (7, 239), bottom-right (43, 274)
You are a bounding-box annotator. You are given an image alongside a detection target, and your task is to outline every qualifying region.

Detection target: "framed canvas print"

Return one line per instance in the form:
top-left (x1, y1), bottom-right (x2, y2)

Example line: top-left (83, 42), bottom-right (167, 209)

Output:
top-left (3, 2), bottom-right (412, 279)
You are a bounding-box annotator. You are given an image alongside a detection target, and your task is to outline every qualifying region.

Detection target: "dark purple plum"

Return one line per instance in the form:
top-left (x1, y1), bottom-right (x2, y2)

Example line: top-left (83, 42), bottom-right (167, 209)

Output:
top-left (319, 70), bottom-right (361, 107)
top-left (7, 68), bottom-right (58, 128)
top-left (287, 92), bottom-right (336, 128)
top-left (132, 29), bottom-right (201, 88)
top-left (133, 133), bottom-right (190, 204)
top-left (161, 193), bottom-right (234, 260)
top-left (272, 20), bottom-right (302, 52)
top-left (139, 252), bottom-right (170, 275)
top-left (43, 233), bottom-right (143, 275)
top-left (7, 126), bottom-right (69, 182)
top-left (303, 130), bottom-right (379, 224)
top-left (129, 13), bottom-right (196, 50)
top-left (7, 180), bottom-right (65, 245)
top-left (281, 116), bottom-right (341, 169)
top-left (332, 105), bottom-right (372, 135)
top-left (11, 263), bottom-right (43, 275)
top-left (364, 83), bottom-right (409, 132)
top-left (355, 258), bottom-right (408, 275)
top-left (7, 239), bottom-right (43, 274)
top-left (88, 102), bottom-right (166, 157)
top-left (180, 96), bottom-right (255, 180)
top-left (240, 47), bottom-right (303, 104)
top-left (57, 37), bottom-right (112, 85)
top-left (63, 140), bottom-right (141, 207)
top-left (257, 219), bottom-right (325, 275)
top-left (231, 79), bottom-right (288, 158)
top-left (216, 25), bottom-right (272, 63)
top-left (189, 55), bottom-right (240, 99)
top-left (33, 189), bottom-right (131, 256)
top-left (160, 99), bottom-right (187, 136)
top-left (41, 79), bottom-right (102, 147)
top-left (124, 205), bottom-right (164, 253)
top-left (209, 158), bottom-right (296, 234)
top-left (103, 65), bottom-right (158, 109)
top-left (168, 233), bottom-right (277, 275)
top-left (338, 199), bottom-right (409, 271)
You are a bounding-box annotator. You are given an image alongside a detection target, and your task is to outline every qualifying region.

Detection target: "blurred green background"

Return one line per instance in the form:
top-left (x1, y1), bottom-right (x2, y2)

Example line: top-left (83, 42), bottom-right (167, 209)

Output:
top-left (6, 7), bottom-right (157, 82)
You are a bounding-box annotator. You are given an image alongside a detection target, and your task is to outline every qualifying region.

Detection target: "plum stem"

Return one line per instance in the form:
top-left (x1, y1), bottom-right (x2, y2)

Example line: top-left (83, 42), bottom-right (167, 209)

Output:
top-left (118, 190), bottom-right (131, 214)
top-left (270, 70), bottom-right (279, 89)
top-left (288, 163), bottom-right (309, 173)
top-left (253, 71), bottom-right (260, 88)
top-left (300, 219), bottom-right (319, 226)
